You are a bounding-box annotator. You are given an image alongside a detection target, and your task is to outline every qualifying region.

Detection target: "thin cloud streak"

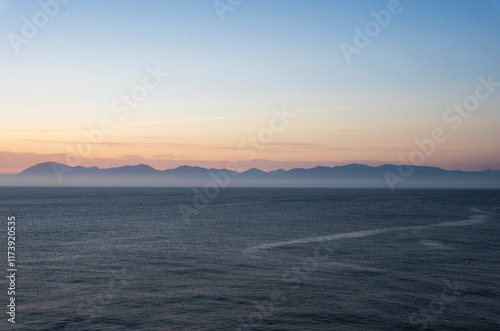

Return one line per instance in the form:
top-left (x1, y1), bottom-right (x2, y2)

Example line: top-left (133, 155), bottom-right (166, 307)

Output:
top-left (0, 106), bottom-right (358, 135)
top-left (0, 128), bottom-right (80, 136)
top-left (118, 106), bottom-right (359, 128)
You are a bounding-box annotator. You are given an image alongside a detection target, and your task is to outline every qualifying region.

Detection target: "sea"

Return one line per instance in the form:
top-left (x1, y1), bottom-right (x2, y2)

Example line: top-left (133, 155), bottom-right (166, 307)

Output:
top-left (0, 187), bottom-right (499, 330)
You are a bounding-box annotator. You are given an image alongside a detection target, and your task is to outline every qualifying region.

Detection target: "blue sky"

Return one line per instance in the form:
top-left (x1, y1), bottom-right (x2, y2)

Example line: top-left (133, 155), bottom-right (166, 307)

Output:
top-left (0, 0), bottom-right (499, 172)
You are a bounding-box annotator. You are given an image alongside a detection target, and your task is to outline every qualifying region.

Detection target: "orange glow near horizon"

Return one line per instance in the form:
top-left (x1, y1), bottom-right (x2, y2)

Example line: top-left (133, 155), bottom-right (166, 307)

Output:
top-left (2, 104), bottom-right (499, 174)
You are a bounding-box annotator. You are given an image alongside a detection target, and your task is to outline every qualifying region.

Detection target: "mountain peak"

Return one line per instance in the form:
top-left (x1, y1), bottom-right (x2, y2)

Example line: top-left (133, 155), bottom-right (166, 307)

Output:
top-left (18, 162), bottom-right (69, 175)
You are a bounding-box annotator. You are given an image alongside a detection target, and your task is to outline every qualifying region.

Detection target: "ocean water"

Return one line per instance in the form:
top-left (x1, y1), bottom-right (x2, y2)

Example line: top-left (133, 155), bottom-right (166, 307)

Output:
top-left (1, 187), bottom-right (499, 330)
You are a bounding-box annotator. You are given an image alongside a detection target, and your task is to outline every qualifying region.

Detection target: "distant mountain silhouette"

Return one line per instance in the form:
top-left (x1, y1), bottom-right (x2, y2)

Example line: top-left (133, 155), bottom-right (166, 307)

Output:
top-left (1, 161), bottom-right (499, 189)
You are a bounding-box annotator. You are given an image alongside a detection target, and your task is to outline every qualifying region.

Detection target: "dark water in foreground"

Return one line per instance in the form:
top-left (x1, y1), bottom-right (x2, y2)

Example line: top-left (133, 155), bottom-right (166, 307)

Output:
top-left (0, 188), bottom-right (499, 330)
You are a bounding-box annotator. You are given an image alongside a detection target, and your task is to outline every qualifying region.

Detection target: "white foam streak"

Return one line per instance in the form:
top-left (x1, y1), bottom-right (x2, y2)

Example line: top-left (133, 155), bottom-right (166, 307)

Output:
top-left (246, 213), bottom-right (489, 252)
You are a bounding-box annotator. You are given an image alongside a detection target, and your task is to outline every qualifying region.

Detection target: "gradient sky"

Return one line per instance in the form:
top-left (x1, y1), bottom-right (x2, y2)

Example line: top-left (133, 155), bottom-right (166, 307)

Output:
top-left (1, 0), bottom-right (499, 173)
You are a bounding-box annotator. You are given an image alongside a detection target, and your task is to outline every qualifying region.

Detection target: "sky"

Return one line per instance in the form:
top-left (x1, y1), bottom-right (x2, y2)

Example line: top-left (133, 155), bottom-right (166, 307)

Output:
top-left (0, 0), bottom-right (499, 173)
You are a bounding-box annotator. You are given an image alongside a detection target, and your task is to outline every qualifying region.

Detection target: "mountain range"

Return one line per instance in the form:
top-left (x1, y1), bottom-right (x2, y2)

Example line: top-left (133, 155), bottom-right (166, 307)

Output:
top-left (0, 162), bottom-right (499, 189)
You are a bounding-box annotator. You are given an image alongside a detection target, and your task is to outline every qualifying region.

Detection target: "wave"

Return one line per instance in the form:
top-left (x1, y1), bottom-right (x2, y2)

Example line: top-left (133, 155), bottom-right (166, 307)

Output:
top-left (323, 262), bottom-right (386, 273)
top-left (419, 239), bottom-right (453, 250)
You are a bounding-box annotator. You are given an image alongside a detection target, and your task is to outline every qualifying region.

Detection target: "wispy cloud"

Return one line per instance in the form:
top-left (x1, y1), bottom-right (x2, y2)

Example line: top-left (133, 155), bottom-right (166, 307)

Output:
top-left (118, 106), bottom-right (358, 128)
top-left (0, 128), bottom-right (79, 136)
top-left (335, 129), bottom-right (366, 133)
top-left (0, 106), bottom-right (358, 135)
top-left (3, 138), bottom-right (233, 150)
top-left (0, 130), bottom-right (54, 135)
